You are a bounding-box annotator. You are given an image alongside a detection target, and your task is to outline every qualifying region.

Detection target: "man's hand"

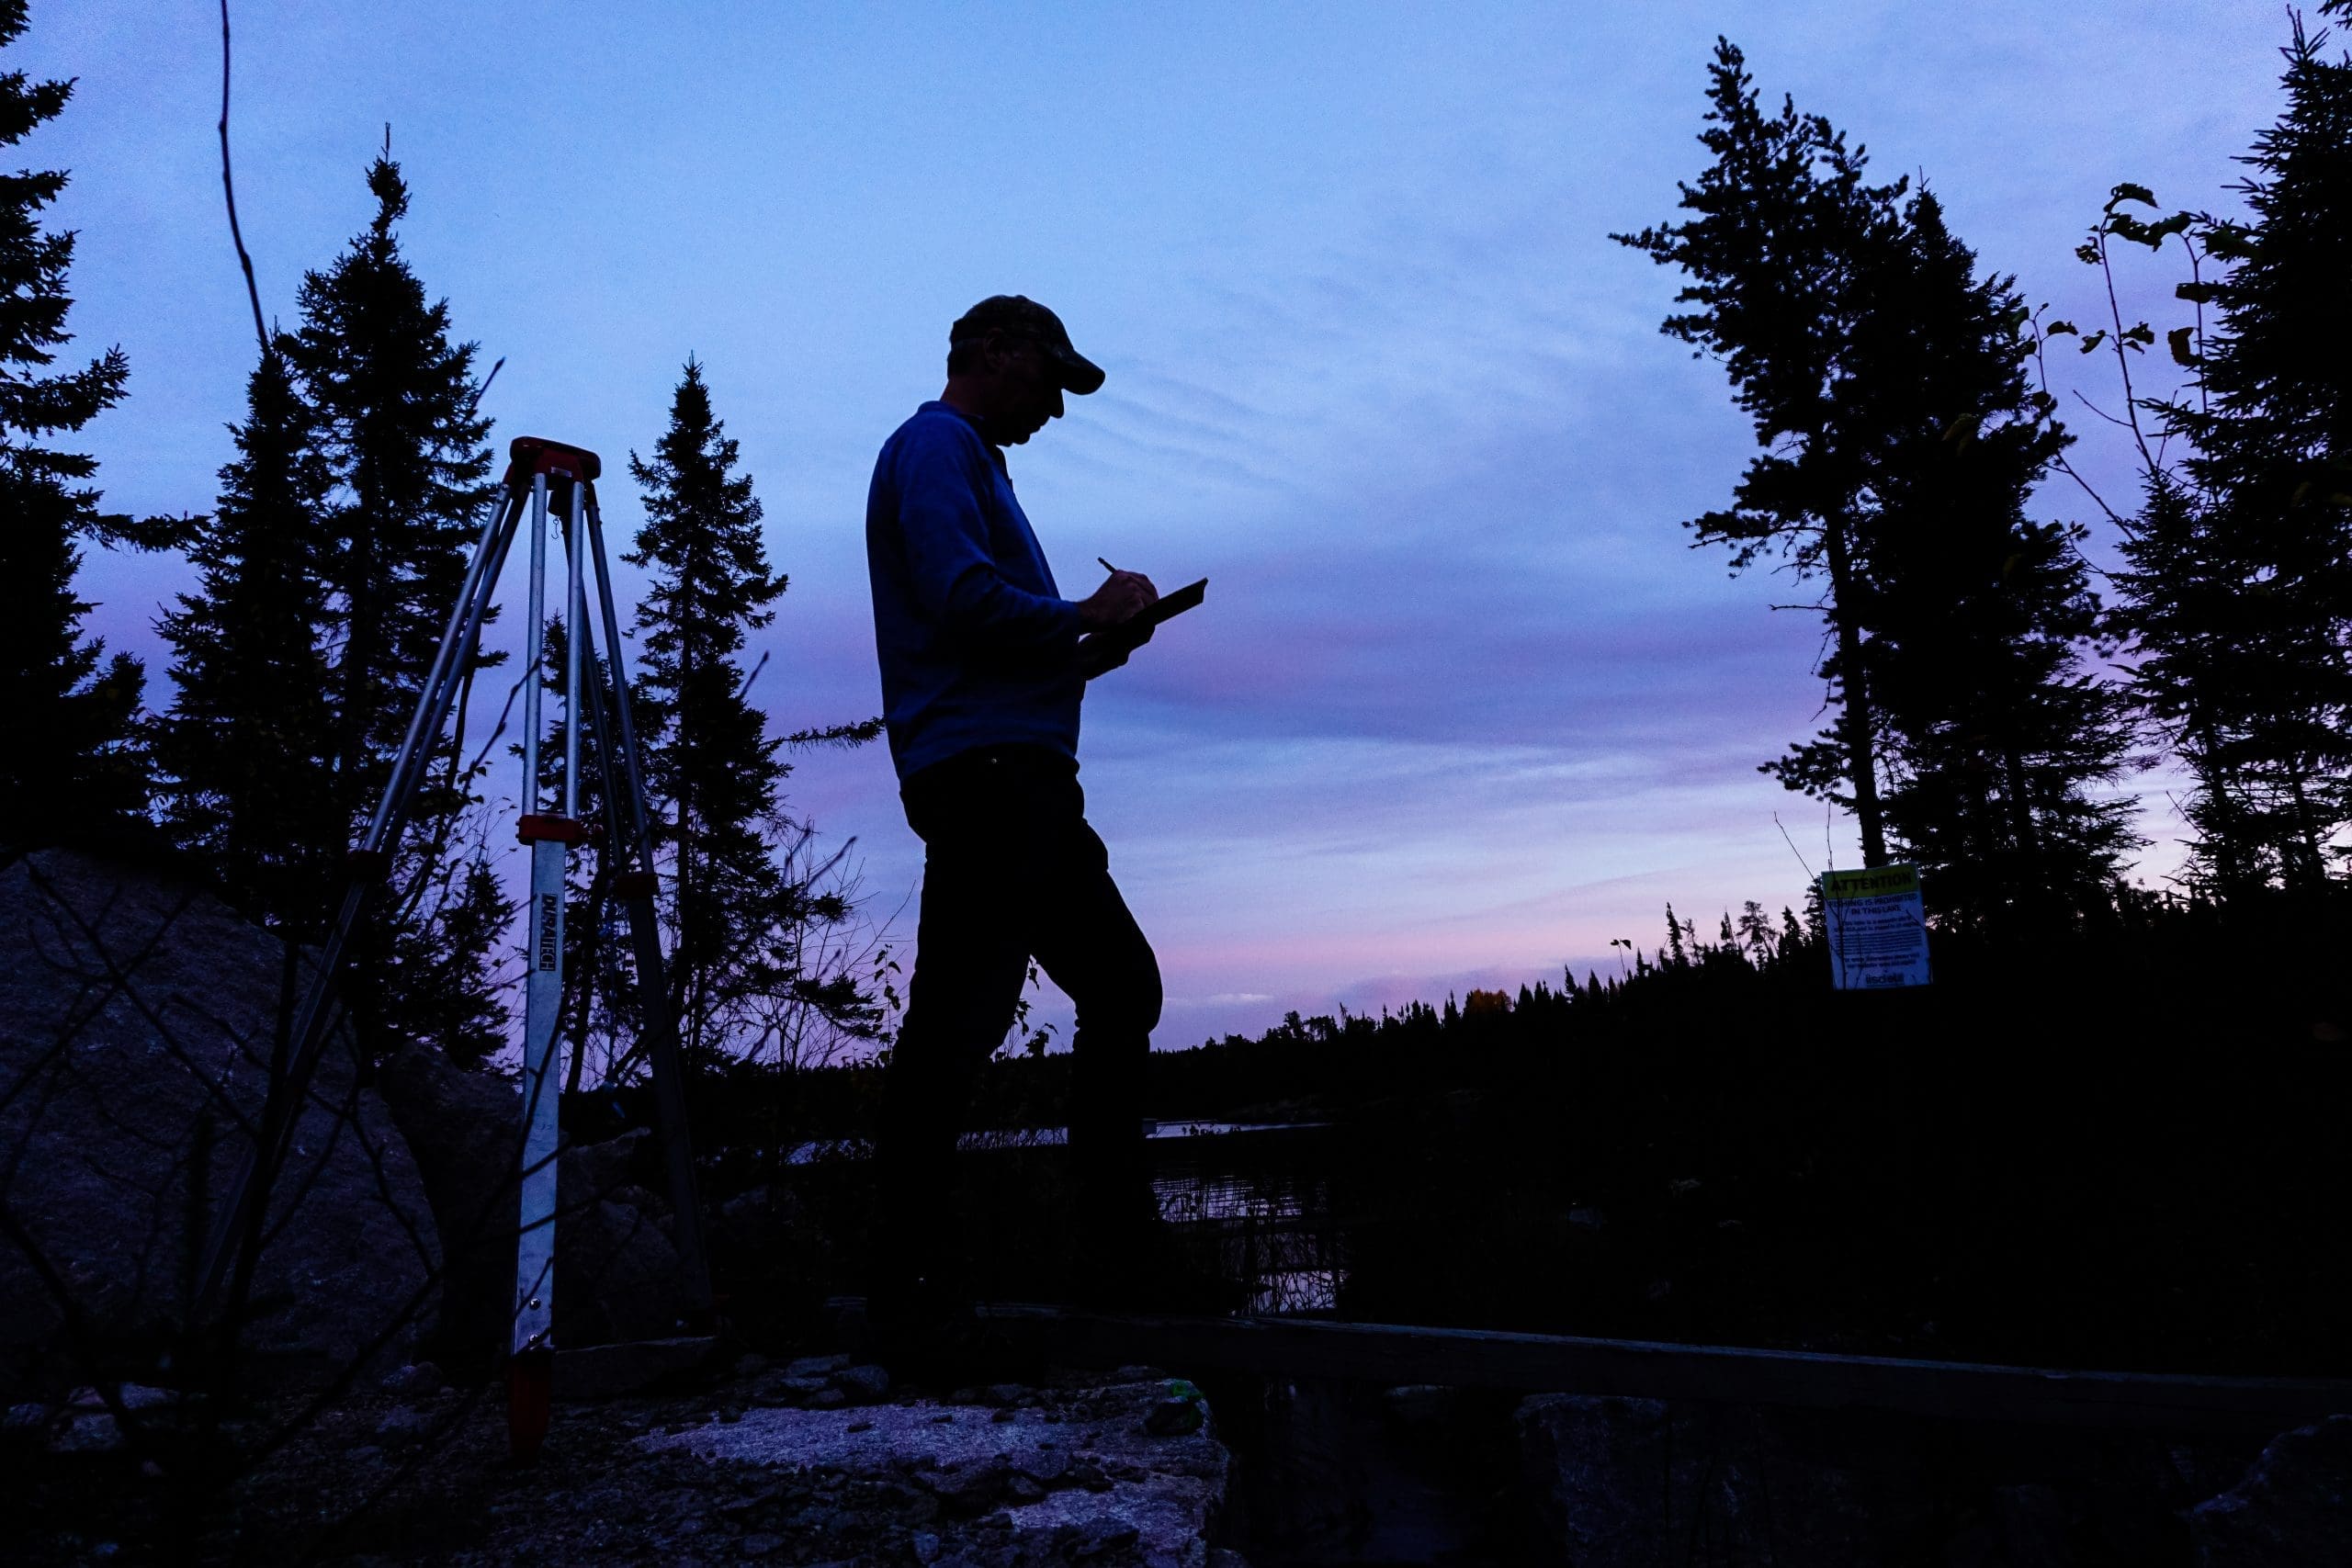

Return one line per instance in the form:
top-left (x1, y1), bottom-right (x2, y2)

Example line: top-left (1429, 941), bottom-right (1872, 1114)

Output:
top-left (1077, 616), bottom-right (1156, 680)
top-left (1077, 633), bottom-right (1129, 680)
top-left (1078, 570), bottom-right (1157, 632)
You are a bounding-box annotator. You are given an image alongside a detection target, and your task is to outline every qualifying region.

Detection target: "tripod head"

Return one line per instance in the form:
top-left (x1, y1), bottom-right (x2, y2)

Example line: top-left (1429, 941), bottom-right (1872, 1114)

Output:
top-left (507, 435), bottom-right (602, 516)
top-left (507, 434), bottom-right (602, 481)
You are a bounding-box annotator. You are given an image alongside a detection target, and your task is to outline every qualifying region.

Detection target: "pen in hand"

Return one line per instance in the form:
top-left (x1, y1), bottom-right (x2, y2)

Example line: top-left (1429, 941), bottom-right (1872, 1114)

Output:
top-left (1087, 556), bottom-right (1156, 643)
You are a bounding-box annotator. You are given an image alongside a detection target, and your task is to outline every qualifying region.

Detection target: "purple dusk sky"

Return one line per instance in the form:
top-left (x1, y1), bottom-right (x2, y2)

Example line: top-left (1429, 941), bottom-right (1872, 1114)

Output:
top-left (29, 3), bottom-right (2290, 1049)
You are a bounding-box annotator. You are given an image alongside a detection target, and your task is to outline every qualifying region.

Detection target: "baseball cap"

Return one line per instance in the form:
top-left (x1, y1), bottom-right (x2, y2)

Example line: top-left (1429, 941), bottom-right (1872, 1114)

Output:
top-left (949, 296), bottom-right (1105, 395)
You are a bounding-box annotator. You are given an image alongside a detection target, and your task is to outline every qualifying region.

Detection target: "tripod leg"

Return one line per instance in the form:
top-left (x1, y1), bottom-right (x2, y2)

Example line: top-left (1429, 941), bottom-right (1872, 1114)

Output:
top-left (506, 819), bottom-right (566, 1463)
top-left (564, 480), bottom-right (586, 818)
top-left (519, 474), bottom-right (551, 801)
top-left (585, 491), bottom-right (660, 852)
top-left (366, 476), bottom-right (522, 850)
top-left (195, 482), bottom-right (527, 1314)
top-left (563, 607), bottom-right (632, 1057)
top-left (582, 491), bottom-right (716, 1320)
top-left (512, 470), bottom-right (564, 1341)
top-left (507, 472), bottom-right (574, 1461)
top-left (512, 831), bottom-right (568, 1359)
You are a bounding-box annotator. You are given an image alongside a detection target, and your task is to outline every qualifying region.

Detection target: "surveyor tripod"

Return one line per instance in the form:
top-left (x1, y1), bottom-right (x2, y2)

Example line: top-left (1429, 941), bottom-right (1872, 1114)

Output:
top-left (193, 436), bottom-right (714, 1454)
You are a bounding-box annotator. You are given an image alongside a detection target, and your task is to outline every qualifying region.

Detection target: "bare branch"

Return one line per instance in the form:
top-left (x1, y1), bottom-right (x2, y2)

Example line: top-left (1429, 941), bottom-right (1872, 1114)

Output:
top-left (217, 0), bottom-right (268, 356)
top-left (2068, 388), bottom-right (2138, 431)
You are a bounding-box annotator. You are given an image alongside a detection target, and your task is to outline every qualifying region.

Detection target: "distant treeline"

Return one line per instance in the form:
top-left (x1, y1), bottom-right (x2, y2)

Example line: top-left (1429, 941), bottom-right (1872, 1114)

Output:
top-left (618, 892), bottom-right (1829, 1157)
top-left (653, 871), bottom-right (2342, 1212)
top-left (696, 873), bottom-right (2346, 1373)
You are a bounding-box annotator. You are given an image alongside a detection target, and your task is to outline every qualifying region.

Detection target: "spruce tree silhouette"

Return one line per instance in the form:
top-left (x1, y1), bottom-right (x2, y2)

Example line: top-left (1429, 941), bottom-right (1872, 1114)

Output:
top-left (0, 0), bottom-right (183, 848)
top-left (1613, 39), bottom-right (1909, 868)
top-left (1622, 41), bottom-right (2137, 928)
top-left (286, 152), bottom-right (503, 1056)
top-left (156, 344), bottom-right (341, 935)
top-left (626, 359), bottom-right (875, 1064)
top-left (1854, 190), bottom-right (2136, 932)
top-left (2115, 6), bottom-right (2352, 897)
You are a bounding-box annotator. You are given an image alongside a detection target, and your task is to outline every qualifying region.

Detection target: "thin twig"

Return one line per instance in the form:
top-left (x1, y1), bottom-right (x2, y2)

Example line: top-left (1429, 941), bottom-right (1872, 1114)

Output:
top-left (217, 0), bottom-right (268, 356)
top-left (2093, 231), bottom-right (2159, 474)
top-left (2069, 388), bottom-right (2137, 431)
top-left (468, 355), bottom-right (505, 422)
top-left (735, 649), bottom-right (769, 702)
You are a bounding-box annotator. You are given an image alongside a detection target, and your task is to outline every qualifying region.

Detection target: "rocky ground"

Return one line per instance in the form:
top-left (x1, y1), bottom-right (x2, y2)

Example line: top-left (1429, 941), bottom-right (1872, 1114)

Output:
top-left (3, 1353), bottom-right (1239, 1566)
top-left (10, 852), bottom-right (2348, 1564)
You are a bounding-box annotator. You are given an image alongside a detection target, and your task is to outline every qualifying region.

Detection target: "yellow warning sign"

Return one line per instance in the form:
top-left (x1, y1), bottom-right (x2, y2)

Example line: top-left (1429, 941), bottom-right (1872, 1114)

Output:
top-left (1820, 864), bottom-right (1931, 988)
top-left (1821, 865), bottom-right (1922, 900)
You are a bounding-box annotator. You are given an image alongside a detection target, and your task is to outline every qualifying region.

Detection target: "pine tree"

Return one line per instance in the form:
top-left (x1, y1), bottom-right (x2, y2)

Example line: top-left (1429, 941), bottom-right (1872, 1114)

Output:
top-left (289, 155), bottom-right (496, 829)
top-left (0, 3), bottom-right (176, 845)
top-left (2120, 9), bottom-right (2352, 895)
top-left (1854, 190), bottom-right (2138, 928)
top-left (155, 345), bottom-right (341, 931)
top-left (1624, 41), bottom-right (2138, 923)
top-left (2110, 472), bottom-right (2279, 894)
top-left (626, 358), bottom-right (874, 1065)
top-left (628, 359), bottom-right (788, 1058)
top-left (1614, 39), bottom-right (1911, 866)
top-left (286, 153), bottom-right (502, 1047)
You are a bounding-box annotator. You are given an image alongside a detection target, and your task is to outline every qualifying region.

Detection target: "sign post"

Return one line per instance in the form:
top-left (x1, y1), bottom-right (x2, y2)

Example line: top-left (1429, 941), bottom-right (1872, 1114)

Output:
top-left (1820, 865), bottom-right (1931, 989)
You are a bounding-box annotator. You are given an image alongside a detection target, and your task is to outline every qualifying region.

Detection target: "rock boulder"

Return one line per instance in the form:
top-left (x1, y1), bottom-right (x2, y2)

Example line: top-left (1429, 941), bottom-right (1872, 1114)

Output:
top-left (1518, 1392), bottom-right (2245, 1566)
top-left (2192, 1416), bottom-right (2352, 1567)
top-left (0, 851), bottom-right (437, 1393)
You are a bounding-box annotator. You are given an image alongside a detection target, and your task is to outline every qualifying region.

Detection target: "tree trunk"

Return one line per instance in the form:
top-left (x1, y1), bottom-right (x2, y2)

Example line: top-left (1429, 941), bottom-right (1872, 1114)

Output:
top-left (1822, 513), bottom-right (1890, 867)
top-left (2002, 743), bottom-right (2051, 931)
top-left (2190, 720), bottom-right (2259, 897)
top-left (2283, 771), bottom-right (2324, 894)
top-left (671, 796), bottom-right (695, 1052)
top-left (335, 533), bottom-right (379, 833)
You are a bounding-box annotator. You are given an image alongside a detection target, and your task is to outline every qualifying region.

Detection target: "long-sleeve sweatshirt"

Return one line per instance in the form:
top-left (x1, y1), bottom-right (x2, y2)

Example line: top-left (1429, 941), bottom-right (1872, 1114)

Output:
top-left (865, 400), bottom-right (1086, 782)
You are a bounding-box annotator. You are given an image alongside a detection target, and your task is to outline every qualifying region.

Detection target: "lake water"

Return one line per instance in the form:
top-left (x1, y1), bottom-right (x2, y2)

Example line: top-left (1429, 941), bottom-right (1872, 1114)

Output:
top-left (1148, 1125), bottom-right (1340, 1314)
top-left (781, 1118), bottom-right (1323, 1163)
top-left (792, 1120), bottom-right (1342, 1314)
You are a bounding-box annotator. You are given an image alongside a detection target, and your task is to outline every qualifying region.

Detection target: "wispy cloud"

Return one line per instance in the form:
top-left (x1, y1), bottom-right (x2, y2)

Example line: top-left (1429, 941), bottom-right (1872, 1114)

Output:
top-left (45, 1), bottom-right (2289, 1049)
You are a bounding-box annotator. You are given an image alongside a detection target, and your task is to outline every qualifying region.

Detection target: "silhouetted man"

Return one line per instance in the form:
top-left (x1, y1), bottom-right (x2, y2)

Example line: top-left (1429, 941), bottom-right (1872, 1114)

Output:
top-left (863, 296), bottom-right (1166, 1363)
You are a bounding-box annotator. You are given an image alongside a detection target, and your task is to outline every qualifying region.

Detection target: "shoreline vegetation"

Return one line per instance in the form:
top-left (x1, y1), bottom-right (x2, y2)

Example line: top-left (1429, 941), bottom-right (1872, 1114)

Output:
top-left (605, 884), bottom-right (2349, 1382)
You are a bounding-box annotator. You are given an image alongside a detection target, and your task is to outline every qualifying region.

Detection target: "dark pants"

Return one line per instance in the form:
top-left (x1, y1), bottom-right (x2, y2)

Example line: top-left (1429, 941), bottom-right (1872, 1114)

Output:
top-left (870, 744), bottom-right (1161, 1305)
